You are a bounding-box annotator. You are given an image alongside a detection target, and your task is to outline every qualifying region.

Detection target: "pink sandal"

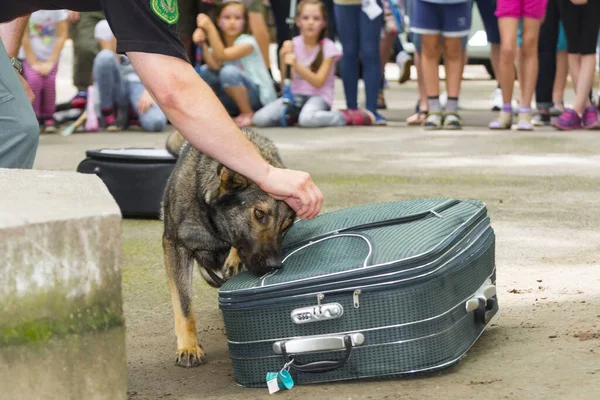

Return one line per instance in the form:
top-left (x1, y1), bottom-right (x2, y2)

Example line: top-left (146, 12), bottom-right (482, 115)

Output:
top-left (234, 113), bottom-right (254, 127)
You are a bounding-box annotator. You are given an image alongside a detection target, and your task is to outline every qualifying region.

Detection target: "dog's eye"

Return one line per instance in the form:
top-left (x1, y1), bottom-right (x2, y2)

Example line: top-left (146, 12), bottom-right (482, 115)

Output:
top-left (254, 209), bottom-right (265, 220)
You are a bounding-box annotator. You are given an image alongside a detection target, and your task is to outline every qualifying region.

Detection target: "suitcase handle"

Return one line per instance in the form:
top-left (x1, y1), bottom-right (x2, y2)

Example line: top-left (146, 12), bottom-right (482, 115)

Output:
top-left (281, 233), bottom-right (374, 268)
top-left (273, 334), bottom-right (364, 373)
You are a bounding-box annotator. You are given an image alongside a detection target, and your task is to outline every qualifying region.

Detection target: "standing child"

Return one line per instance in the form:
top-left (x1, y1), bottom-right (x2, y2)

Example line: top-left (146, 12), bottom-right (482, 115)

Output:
top-left (194, 0), bottom-right (276, 127)
top-left (489, 0), bottom-right (547, 130)
top-left (20, 10), bottom-right (69, 133)
top-left (553, 0), bottom-right (600, 130)
top-left (254, 0), bottom-right (365, 127)
top-left (410, 0), bottom-right (472, 130)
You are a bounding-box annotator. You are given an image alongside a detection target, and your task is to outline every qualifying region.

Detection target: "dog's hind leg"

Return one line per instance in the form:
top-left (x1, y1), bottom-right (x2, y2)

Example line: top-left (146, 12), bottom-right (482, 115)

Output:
top-left (164, 236), bottom-right (207, 367)
top-left (222, 247), bottom-right (244, 280)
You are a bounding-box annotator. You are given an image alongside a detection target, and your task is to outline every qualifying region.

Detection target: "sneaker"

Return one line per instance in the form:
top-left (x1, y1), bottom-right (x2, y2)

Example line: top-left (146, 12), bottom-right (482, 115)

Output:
top-left (423, 111), bottom-right (443, 130)
top-left (582, 106), bottom-right (600, 130)
top-left (553, 109), bottom-right (581, 131)
top-left (71, 91), bottom-right (88, 109)
top-left (43, 118), bottom-right (57, 133)
top-left (517, 112), bottom-right (534, 131)
top-left (341, 109), bottom-right (374, 126)
top-left (489, 111), bottom-right (513, 130)
top-left (442, 112), bottom-right (462, 130)
top-left (373, 112), bottom-right (388, 126)
top-left (532, 114), bottom-right (551, 127)
top-left (396, 51), bottom-right (412, 84)
top-left (490, 88), bottom-right (502, 111)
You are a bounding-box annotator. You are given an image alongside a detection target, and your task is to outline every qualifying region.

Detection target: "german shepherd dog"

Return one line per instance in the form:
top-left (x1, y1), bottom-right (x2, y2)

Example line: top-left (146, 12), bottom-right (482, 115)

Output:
top-left (162, 129), bottom-right (295, 367)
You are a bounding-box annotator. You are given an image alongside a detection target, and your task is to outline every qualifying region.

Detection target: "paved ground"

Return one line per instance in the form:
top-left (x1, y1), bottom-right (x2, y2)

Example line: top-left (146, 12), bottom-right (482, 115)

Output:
top-left (30, 47), bottom-right (600, 399)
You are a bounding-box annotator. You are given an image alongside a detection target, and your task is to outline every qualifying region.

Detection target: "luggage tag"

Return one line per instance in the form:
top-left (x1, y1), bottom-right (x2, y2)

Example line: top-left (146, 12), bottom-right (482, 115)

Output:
top-left (266, 359), bottom-right (295, 394)
top-left (362, 0), bottom-right (383, 21)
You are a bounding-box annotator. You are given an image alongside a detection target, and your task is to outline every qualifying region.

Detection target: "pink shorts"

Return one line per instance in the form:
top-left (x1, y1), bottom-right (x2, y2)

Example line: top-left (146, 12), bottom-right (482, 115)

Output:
top-left (495, 0), bottom-right (548, 20)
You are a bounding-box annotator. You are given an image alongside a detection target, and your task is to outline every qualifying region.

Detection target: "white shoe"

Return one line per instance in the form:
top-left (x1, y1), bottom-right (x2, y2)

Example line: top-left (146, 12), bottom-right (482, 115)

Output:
top-left (490, 88), bottom-right (502, 111)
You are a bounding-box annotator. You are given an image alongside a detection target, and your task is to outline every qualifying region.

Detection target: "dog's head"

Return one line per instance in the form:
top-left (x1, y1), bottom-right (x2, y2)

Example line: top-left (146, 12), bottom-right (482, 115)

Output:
top-left (207, 165), bottom-right (296, 278)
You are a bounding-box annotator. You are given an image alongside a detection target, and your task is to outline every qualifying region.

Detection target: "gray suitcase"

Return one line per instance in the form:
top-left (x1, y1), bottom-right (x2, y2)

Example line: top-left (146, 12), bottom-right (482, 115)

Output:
top-left (218, 198), bottom-right (498, 387)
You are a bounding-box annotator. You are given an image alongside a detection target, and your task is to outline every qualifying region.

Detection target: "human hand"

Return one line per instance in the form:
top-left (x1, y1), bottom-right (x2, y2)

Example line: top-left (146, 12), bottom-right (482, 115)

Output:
top-left (17, 73), bottom-right (35, 104)
top-left (192, 28), bottom-right (207, 44)
top-left (283, 53), bottom-right (296, 66)
top-left (259, 166), bottom-right (323, 220)
top-left (67, 11), bottom-right (80, 24)
top-left (38, 61), bottom-right (54, 76)
top-left (137, 90), bottom-right (155, 115)
top-left (280, 40), bottom-right (293, 56)
top-left (570, 0), bottom-right (588, 4)
top-left (196, 14), bottom-right (212, 29)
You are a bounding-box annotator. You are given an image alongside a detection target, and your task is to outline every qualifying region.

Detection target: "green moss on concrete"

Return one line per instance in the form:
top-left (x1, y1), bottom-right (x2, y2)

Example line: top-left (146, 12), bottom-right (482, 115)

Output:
top-left (0, 303), bottom-right (123, 347)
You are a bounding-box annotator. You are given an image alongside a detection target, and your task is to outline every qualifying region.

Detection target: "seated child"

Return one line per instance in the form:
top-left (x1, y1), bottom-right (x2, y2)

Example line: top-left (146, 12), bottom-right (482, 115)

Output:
top-left (193, 0), bottom-right (277, 127)
top-left (92, 20), bottom-right (168, 132)
top-left (253, 0), bottom-right (371, 127)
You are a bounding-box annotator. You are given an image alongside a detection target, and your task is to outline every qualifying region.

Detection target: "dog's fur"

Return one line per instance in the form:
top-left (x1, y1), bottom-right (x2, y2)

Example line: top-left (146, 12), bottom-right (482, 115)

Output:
top-left (162, 129), bottom-right (295, 367)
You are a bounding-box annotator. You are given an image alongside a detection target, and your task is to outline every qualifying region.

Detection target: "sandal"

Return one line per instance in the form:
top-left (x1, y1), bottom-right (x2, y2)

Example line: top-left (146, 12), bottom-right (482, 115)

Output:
top-left (407, 110), bottom-right (428, 126)
top-left (234, 112), bottom-right (254, 127)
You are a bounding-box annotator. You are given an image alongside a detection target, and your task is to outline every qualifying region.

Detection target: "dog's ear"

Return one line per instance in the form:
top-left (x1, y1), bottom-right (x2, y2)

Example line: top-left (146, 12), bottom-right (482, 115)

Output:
top-left (218, 165), bottom-right (250, 195)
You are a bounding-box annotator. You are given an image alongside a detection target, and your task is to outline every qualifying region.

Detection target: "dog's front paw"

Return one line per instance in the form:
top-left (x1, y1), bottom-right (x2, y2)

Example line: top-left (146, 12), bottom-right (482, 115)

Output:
top-left (223, 247), bottom-right (243, 280)
top-left (175, 345), bottom-right (206, 368)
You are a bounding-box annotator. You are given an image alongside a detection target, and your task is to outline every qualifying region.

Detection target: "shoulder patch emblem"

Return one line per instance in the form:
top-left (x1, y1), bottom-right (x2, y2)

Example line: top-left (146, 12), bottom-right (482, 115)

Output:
top-left (151, 0), bottom-right (180, 25)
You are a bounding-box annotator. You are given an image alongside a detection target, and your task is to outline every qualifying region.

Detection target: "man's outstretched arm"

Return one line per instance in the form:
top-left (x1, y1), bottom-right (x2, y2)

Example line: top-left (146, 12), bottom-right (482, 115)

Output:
top-left (127, 51), bottom-right (323, 220)
top-left (0, 16), bottom-right (29, 57)
top-left (0, 16), bottom-right (34, 103)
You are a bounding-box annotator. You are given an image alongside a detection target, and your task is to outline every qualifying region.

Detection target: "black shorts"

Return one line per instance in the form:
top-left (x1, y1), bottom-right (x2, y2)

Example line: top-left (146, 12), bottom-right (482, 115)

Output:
top-left (559, 0), bottom-right (600, 55)
top-left (177, 0), bottom-right (218, 41)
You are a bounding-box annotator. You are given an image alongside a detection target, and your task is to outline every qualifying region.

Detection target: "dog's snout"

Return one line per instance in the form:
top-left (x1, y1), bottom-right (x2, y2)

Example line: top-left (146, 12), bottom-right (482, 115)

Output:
top-left (266, 255), bottom-right (282, 270)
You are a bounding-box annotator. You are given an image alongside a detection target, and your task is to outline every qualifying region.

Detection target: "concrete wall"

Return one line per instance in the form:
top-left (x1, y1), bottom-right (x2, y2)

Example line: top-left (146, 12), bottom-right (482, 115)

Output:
top-left (0, 169), bottom-right (126, 400)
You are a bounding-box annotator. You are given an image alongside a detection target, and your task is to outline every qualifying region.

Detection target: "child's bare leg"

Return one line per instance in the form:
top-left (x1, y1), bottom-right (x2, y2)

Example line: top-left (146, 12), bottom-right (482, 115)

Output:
top-left (421, 35), bottom-right (442, 100)
top-left (518, 18), bottom-right (541, 108)
top-left (223, 87), bottom-right (254, 114)
top-left (443, 37), bottom-right (464, 100)
top-left (572, 54), bottom-right (596, 114)
top-left (553, 50), bottom-right (568, 106)
top-left (498, 17), bottom-right (520, 105)
top-left (414, 52), bottom-right (429, 111)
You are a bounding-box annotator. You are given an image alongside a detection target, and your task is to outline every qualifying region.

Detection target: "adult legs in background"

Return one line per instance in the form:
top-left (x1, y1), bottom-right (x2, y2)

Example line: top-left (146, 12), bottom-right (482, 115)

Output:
top-left (533, 0), bottom-right (559, 125)
top-left (0, 38), bottom-right (39, 169)
top-left (270, 0), bottom-right (293, 62)
top-left (555, 0), bottom-right (600, 129)
top-left (358, 4), bottom-right (384, 118)
top-left (475, 0), bottom-right (502, 110)
top-left (334, 4), bottom-right (360, 110)
top-left (321, 0), bottom-right (337, 40)
top-left (70, 11), bottom-right (104, 107)
top-left (126, 81), bottom-right (167, 132)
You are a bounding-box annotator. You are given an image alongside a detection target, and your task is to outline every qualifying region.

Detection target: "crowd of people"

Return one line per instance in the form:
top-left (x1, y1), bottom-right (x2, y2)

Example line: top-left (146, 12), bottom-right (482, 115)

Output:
top-left (15, 0), bottom-right (600, 133)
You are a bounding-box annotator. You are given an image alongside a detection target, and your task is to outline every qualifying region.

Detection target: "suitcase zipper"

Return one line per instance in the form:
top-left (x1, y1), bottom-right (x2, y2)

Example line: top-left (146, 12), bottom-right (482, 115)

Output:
top-left (353, 289), bottom-right (361, 309)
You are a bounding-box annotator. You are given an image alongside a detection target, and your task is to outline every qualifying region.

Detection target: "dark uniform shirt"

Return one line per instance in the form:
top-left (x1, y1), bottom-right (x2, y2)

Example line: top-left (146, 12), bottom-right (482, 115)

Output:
top-left (1, 0), bottom-right (188, 62)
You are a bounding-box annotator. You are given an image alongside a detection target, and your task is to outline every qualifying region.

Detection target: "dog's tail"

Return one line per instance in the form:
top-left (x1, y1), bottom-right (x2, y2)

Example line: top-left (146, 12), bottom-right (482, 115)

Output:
top-left (165, 130), bottom-right (186, 157)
